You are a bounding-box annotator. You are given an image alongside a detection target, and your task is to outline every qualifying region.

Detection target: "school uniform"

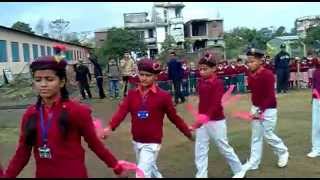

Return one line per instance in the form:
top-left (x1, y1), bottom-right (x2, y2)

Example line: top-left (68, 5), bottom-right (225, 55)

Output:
top-left (300, 62), bottom-right (309, 88)
top-left (244, 67), bottom-right (288, 170)
top-left (182, 68), bottom-right (190, 96)
top-left (4, 99), bottom-right (121, 178)
top-left (108, 82), bottom-right (192, 178)
top-left (310, 68), bottom-right (320, 156)
top-left (195, 74), bottom-right (243, 178)
top-left (236, 64), bottom-right (248, 93)
top-left (189, 69), bottom-right (200, 95)
top-left (157, 71), bottom-right (172, 94)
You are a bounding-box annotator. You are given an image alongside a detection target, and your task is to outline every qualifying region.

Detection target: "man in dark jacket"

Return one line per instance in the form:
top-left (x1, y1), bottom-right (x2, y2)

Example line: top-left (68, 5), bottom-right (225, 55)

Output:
top-left (167, 51), bottom-right (185, 105)
top-left (274, 44), bottom-right (290, 93)
top-left (88, 53), bottom-right (106, 99)
top-left (75, 59), bottom-right (92, 99)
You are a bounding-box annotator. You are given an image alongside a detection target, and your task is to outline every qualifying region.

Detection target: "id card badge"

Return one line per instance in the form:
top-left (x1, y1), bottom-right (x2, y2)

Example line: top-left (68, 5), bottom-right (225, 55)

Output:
top-left (137, 110), bottom-right (149, 120)
top-left (38, 144), bottom-right (52, 159)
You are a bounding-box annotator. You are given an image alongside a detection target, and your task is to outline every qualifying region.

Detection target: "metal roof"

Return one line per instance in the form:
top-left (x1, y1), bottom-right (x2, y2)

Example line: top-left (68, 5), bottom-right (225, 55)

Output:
top-left (0, 25), bottom-right (92, 49)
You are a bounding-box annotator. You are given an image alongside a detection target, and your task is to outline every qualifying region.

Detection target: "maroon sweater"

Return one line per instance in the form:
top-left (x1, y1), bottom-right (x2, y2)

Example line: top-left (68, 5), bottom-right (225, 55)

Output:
top-left (4, 99), bottom-right (120, 178)
top-left (197, 74), bottom-right (225, 121)
top-left (108, 84), bottom-right (192, 144)
top-left (248, 67), bottom-right (277, 112)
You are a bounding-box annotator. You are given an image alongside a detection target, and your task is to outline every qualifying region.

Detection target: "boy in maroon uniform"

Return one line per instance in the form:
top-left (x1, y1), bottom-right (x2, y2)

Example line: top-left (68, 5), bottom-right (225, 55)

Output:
top-left (192, 56), bottom-right (246, 178)
top-left (101, 59), bottom-right (194, 178)
top-left (189, 62), bottom-right (200, 95)
top-left (240, 48), bottom-right (289, 174)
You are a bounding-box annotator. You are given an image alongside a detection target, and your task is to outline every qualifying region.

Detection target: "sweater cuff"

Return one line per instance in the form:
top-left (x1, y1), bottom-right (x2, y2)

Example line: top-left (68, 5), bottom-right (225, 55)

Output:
top-left (113, 162), bottom-right (124, 175)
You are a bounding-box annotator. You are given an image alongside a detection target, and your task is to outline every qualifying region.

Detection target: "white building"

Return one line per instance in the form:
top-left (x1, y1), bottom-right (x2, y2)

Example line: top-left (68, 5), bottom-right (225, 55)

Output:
top-left (0, 25), bottom-right (91, 75)
top-left (295, 15), bottom-right (320, 38)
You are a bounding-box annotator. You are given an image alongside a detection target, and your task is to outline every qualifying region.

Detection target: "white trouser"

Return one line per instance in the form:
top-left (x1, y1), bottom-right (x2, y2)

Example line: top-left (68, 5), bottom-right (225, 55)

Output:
top-left (195, 120), bottom-right (242, 178)
top-left (248, 106), bottom-right (288, 167)
top-left (132, 141), bottom-right (163, 178)
top-left (311, 99), bottom-right (320, 152)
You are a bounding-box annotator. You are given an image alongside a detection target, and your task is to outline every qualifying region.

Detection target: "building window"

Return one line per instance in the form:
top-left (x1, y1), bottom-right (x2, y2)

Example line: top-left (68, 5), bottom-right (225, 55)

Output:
top-left (0, 40), bottom-right (7, 62)
top-left (32, 44), bottom-right (38, 60)
top-left (164, 9), bottom-right (167, 23)
top-left (40, 45), bottom-right (45, 56)
top-left (47, 46), bottom-right (51, 56)
top-left (11, 42), bottom-right (20, 62)
top-left (175, 8), bottom-right (182, 18)
top-left (148, 29), bottom-right (154, 38)
top-left (22, 43), bottom-right (30, 62)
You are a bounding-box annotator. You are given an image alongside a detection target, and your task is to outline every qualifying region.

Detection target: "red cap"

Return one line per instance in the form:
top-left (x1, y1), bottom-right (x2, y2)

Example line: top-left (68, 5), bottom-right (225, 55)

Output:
top-left (137, 58), bottom-right (161, 74)
top-left (30, 56), bottom-right (67, 72)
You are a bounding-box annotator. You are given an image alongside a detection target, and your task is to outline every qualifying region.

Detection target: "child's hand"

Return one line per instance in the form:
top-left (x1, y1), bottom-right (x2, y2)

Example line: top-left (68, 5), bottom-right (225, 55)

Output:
top-left (101, 126), bottom-right (112, 139)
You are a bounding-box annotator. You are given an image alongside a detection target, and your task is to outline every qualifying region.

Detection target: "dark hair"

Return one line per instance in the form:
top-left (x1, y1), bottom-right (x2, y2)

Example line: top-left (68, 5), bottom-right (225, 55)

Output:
top-left (198, 57), bottom-right (217, 67)
top-left (170, 51), bottom-right (176, 56)
top-left (25, 68), bottom-right (70, 146)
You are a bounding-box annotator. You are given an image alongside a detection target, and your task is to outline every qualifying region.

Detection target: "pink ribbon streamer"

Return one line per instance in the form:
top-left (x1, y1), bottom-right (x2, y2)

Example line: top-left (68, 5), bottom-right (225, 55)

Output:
top-left (185, 103), bottom-right (209, 129)
top-left (117, 160), bottom-right (145, 178)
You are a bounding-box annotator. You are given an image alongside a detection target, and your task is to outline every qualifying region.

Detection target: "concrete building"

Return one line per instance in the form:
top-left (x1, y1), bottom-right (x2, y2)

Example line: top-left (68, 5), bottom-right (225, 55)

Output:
top-left (124, 2), bottom-right (185, 58)
top-left (0, 25), bottom-right (91, 75)
top-left (295, 15), bottom-right (320, 38)
top-left (184, 18), bottom-right (225, 59)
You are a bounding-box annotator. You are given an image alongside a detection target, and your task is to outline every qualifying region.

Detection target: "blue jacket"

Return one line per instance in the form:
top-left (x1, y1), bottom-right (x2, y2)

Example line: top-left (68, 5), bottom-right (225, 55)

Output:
top-left (167, 58), bottom-right (183, 81)
top-left (274, 51), bottom-right (290, 70)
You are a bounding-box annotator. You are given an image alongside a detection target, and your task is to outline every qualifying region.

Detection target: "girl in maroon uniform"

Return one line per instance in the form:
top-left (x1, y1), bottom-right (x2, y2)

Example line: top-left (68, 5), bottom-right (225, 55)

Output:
top-left (3, 56), bottom-right (126, 178)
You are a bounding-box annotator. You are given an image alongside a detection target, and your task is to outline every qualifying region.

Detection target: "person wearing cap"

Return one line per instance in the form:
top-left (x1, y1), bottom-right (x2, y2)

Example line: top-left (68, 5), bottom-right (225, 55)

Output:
top-left (191, 56), bottom-right (246, 178)
top-left (274, 44), bottom-right (290, 93)
top-left (2, 56), bottom-right (128, 178)
top-left (239, 48), bottom-right (289, 174)
top-left (75, 59), bottom-right (92, 99)
top-left (100, 58), bottom-right (194, 178)
top-left (167, 51), bottom-right (186, 105)
top-left (308, 57), bottom-right (320, 158)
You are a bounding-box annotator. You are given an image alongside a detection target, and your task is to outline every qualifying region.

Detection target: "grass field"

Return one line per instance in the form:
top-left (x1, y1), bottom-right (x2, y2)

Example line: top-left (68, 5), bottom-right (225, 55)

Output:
top-left (1, 89), bottom-right (320, 178)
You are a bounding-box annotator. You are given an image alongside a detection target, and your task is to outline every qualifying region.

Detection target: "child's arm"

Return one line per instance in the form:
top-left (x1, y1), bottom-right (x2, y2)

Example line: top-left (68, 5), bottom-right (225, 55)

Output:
top-left (164, 93), bottom-right (193, 140)
top-left (77, 105), bottom-right (125, 176)
top-left (259, 73), bottom-right (276, 113)
top-left (106, 94), bottom-right (130, 132)
top-left (4, 109), bottom-right (33, 178)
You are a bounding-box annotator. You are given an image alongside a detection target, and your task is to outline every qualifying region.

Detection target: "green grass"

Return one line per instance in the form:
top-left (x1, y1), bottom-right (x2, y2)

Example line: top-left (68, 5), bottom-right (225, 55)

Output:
top-left (1, 89), bottom-right (319, 177)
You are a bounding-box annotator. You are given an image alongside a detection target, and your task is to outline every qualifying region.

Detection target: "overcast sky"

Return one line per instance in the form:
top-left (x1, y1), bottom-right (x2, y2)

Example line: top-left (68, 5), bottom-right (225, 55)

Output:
top-left (0, 2), bottom-right (319, 35)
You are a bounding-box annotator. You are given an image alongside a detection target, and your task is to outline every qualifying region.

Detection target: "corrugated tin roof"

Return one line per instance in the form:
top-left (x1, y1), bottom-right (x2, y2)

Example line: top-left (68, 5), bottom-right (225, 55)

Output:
top-left (0, 25), bottom-right (92, 49)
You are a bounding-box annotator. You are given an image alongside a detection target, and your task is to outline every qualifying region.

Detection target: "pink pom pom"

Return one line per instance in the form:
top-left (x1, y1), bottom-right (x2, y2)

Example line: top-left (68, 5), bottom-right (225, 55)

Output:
top-left (117, 160), bottom-right (145, 178)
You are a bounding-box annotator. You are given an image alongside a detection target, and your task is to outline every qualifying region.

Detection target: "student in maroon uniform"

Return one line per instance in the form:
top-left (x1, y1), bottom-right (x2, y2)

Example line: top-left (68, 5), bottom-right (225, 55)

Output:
top-left (157, 65), bottom-right (171, 93)
top-left (289, 58), bottom-right (298, 89)
top-left (182, 61), bottom-right (190, 97)
top-left (189, 62), bottom-right (200, 95)
top-left (239, 48), bottom-right (289, 174)
top-left (236, 58), bottom-right (248, 93)
top-left (308, 57), bottom-right (320, 158)
top-left (300, 58), bottom-right (310, 88)
top-left (192, 56), bottom-right (246, 178)
top-left (101, 58), bottom-right (194, 178)
top-left (3, 56), bottom-right (127, 178)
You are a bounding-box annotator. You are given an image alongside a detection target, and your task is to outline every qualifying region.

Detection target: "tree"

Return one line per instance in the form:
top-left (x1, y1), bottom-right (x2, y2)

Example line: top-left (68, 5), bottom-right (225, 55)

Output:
top-left (48, 18), bottom-right (70, 40)
top-left (64, 32), bottom-right (81, 45)
top-left (35, 18), bottom-right (45, 35)
top-left (160, 35), bottom-right (176, 52)
top-left (304, 26), bottom-right (320, 54)
top-left (99, 27), bottom-right (147, 65)
top-left (273, 26), bottom-right (288, 37)
top-left (11, 21), bottom-right (34, 34)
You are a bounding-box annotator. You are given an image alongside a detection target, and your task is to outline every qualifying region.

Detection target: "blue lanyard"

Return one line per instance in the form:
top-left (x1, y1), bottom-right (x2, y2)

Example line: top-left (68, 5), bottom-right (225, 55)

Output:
top-left (39, 106), bottom-right (53, 145)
